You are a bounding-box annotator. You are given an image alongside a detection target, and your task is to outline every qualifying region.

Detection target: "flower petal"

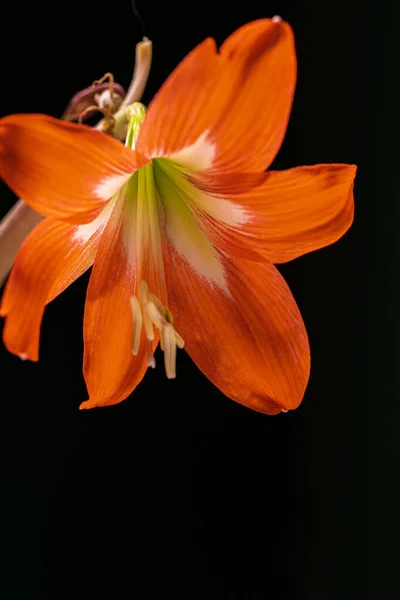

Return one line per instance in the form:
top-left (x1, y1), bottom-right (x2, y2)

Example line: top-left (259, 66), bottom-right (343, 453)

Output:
top-left (194, 164), bottom-right (357, 263)
top-left (0, 214), bottom-right (107, 361)
top-left (81, 187), bottom-right (156, 409)
top-left (137, 38), bottom-right (222, 167)
top-left (165, 244), bottom-right (310, 414)
top-left (215, 18), bottom-right (296, 172)
top-left (137, 18), bottom-right (296, 172)
top-left (0, 114), bottom-right (149, 223)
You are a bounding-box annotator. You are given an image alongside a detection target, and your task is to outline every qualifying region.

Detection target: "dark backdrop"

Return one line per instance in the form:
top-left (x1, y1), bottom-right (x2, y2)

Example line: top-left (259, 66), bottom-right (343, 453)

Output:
top-left (0, 0), bottom-right (392, 598)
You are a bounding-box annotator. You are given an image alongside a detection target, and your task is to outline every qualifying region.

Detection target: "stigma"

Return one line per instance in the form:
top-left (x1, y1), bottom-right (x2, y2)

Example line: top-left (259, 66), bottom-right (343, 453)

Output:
top-left (130, 281), bottom-right (184, 379)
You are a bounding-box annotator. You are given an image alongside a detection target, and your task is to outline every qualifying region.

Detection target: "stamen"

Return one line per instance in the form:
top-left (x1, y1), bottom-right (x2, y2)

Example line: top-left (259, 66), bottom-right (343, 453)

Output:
top-left (146, 299), bottom-right (165, 330)
top-left (163, 323), bottom-right (177, 379)
top-left (159, 325), bottom-right (165, 352)
top-left (131, 280), bottom-right (184, 378)
top-left (138, 281), bottom-right (155, 341)
top-left (147, 341), bottom-right (156, 369)
top-left (164, 307), bottom-right (173, 324)
top-left (130, 296), bottom-right (143, 356)
top-left (148, 292), bottom-right (166, 316)
top-left (174, 331), bottom-right (185, 349)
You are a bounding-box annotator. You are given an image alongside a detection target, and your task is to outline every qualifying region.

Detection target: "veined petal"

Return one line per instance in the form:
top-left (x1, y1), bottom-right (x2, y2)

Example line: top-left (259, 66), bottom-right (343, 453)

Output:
top-left (197, 164), bottom-right (357, 263)
top-left (165, 246), bottom-right (310, 414)
top-left (137, 39), bottom-right (222, 167)
top-left (81, 183), bottom-right (157, 409)
top-left (0, 215), bottom-right (107, 361)
top-left (214, 18), bottom-right (296, 172)
top-left (137, 18), bottom-right (296, 173)
top-left (0, 114), bottom-right (149, 224)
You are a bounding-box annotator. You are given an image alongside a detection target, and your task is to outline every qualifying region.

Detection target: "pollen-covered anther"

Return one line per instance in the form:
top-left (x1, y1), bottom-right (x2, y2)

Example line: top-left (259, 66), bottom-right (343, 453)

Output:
top-left (131, 281), bottom-right (184, 378)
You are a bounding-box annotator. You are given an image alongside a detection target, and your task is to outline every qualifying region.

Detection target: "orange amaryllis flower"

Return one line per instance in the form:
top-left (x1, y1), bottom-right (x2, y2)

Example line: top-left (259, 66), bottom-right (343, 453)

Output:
top-left (0, 18), bottom-right (356, 414)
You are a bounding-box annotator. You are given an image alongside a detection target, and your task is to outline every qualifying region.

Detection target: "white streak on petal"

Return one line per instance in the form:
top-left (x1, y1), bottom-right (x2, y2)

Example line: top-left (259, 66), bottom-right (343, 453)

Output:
top-left (192, 190), bottom-right (249, 226)
top-left (171, 233), bottom-right (227, 293)
top-left (153, 161), bottom-right (230, 295)
top-left (166, 131), bottom-right (216, 171)
top-left (157, 158), bottom-right (248, 226)
top-left (73, 199), bottom-right (115, 243)
top-left (94, 173), bottom-right (132, 200)
top-left (165, 202), bottom-right (229, 295)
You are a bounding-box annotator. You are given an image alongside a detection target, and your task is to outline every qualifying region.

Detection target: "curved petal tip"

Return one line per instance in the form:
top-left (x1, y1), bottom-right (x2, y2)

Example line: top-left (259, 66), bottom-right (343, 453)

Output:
top-left (79, 399), bottom-right (96, 410)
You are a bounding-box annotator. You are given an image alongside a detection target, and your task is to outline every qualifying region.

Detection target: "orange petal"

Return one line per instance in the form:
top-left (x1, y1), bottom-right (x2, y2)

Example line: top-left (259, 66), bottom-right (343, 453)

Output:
top-left (165, 244), bottom-right (310, 414)
top-left (0, 114), bottom-right (149, 223)
top-left (215, 18), bottom-right (296, 172)
top-left (194, 164), bottom-right (356, 263)
top-left (137, 18), bottom-right (296, 172)
top-left (137, 38), bottom-right (222, 165)
top-left (0, 216), bottom-right (106, 361)
top-left (81, 192), bottom-right (156, 409)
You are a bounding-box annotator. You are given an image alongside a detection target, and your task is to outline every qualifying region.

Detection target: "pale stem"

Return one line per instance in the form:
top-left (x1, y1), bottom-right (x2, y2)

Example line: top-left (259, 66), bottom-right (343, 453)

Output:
top-left (121, 38), bottom-right (152, 108)
top-left (0, 38), bottom-right (153, 288)
top-left (0, 202), bottom-right (43, 287)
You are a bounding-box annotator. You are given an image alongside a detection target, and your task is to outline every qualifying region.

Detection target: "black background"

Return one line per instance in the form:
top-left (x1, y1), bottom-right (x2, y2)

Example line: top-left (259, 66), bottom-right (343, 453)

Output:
top-left (0, 0), bottom-right (393, 598)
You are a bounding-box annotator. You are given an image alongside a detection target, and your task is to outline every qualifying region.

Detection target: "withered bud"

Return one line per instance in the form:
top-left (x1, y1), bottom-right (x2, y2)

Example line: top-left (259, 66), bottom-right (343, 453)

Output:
top-left (62, 82), bottom-right (125, 122)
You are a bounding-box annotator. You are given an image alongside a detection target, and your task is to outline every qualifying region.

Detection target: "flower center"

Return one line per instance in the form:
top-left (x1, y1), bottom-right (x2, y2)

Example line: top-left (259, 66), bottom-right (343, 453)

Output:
top-left (124, 103), bottom-right (184, 378)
